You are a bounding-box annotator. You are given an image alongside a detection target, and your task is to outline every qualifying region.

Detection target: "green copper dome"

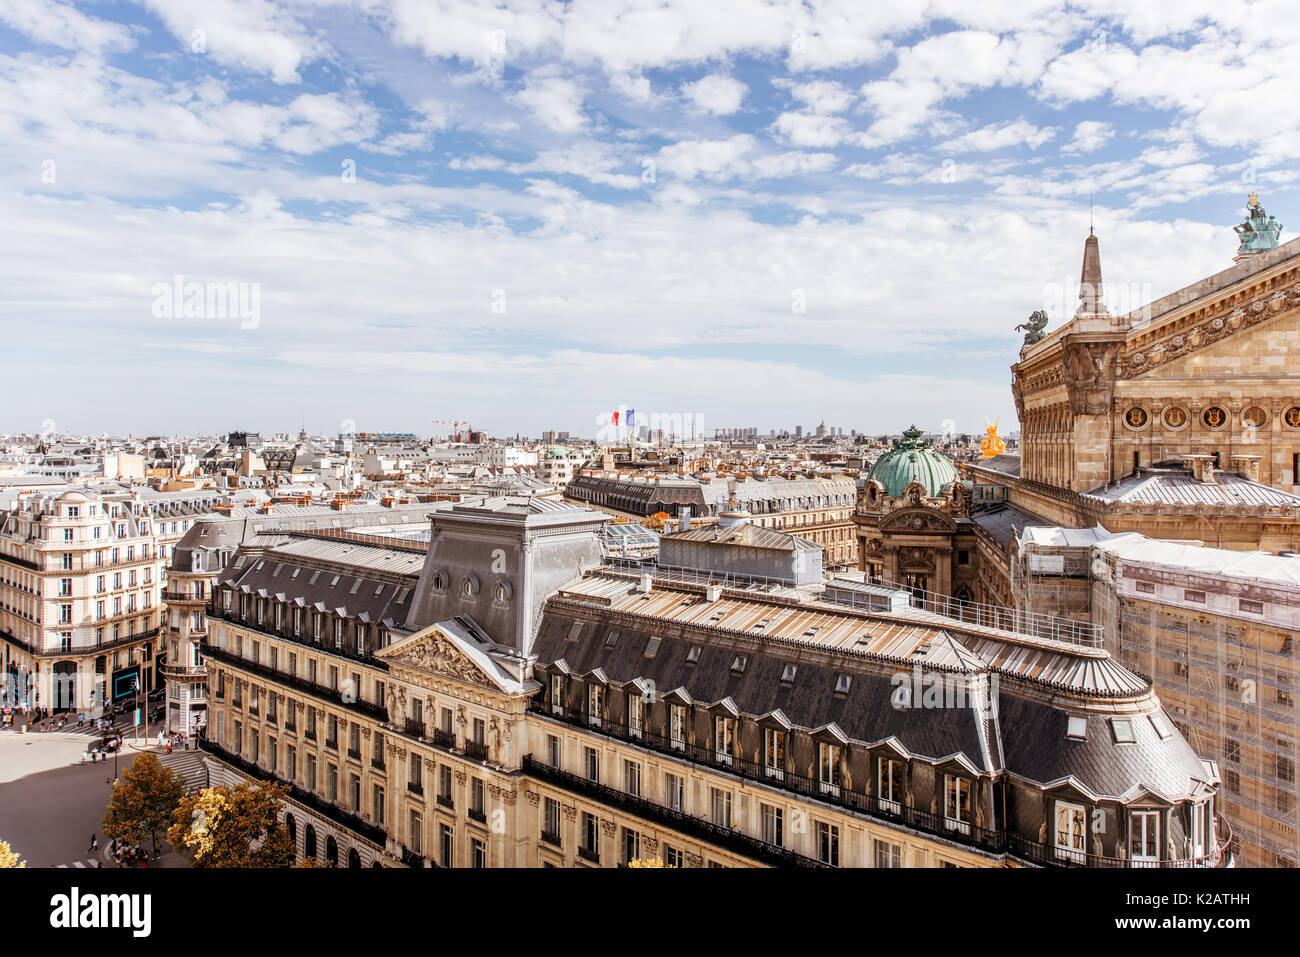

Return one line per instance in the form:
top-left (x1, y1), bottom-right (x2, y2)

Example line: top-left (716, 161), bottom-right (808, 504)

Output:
top-left (867, 425), bottom-right (957, 498)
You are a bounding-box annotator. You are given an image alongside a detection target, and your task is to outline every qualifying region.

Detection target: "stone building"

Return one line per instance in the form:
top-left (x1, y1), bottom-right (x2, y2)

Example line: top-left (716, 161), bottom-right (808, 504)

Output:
top-left (852, 426), bottom-right (980, 604)
top-left (193, 498), bottom-right (1227, 868)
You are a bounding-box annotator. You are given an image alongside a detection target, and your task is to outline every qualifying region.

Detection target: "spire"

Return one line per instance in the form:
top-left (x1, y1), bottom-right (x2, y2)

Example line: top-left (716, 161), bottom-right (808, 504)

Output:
top-left (1076, 232), bottom-right (1107, 317)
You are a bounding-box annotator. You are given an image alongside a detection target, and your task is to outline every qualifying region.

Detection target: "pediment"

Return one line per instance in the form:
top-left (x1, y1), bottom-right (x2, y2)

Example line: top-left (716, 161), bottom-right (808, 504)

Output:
top-left (377, 623), bottom-right (503, 691)
top-left (1118, 281), bottom-right (1300, 380)
top-left (879, 506), bottom-right (956, 534)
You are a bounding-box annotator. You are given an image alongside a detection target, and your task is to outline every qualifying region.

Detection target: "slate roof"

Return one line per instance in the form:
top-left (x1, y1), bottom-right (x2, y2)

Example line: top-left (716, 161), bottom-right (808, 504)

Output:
top-left (662, 522), bottom-right (820, 552)
top-left (1082, 468), bottom-right (1300, 507)
top-left (533, 569), bottom-right (1210, 798)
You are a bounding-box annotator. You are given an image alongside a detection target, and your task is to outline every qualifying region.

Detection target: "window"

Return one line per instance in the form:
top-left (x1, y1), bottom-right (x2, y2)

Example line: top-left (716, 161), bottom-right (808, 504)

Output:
top-left (663, 845), bottom-right (683, 868)
top-left (1191, 801), bottom-right (1208, 860)
top-left (580, 812), bottom-right (599, 862)
top-left (438, 765), bottom-right (453, 806)
top-left (1129, 810), bottom-right (1160, 866)
top-left (1149, 712), bottom-right (1172, 739)
top-left (305, 754), bottom-right (317, 792)
top-left (764, 728), bottom-right (786, 781)
top-left (287, 745), bottom-right (296, 782)
top-left (470, 777), bottom-right (485, 820)
top-left (1276, 755), bottom-right (1295, 784)
top-left (818, 742), bottom-right (843, 797)
top-left (373, 784), bottom-right (385, 824)
top-left (1111, 718), bottom-right (1136, 744)
top-left (546, 734), bottom-right (561, 767)
top-left (669, 704), bottom-right (687, 751)
top-left (622, 827), bottom-right (641, 865)
top-left (816, 822), bottom-right (839, 866)
top-left (878, 758), bottom-right (904, 813)
top-left (1224, 737), bottom-right (1241, 763)
top-left (439, 824), bottom-right (453, 868)
top-left (623, 759), bottom-right (641, 797)
top-left (542, 798), bottom-right (561, 845)
top-left (1067, 715), bottom-right (1088, 739)
top-left (587, 682), bottom-right (604, 727)
top-left (664, 772), bottom-right (684, 812)
top-left (584, 746), bottom-right (599, 782)
top-left (1055, 801), bottom-right (1087, 863)
top-left (710, 788), bottom-right (732, 828)
top-left (761, 804), bottom-right (783, 847)
top-left (628, 694), bottom-right (644, 738)
top-left (874, 839), bottom-right (902, 868)
top-left (944, 776), bottom-right (971, 834)
top-left (714, 715), bottom-right (735, 765)
top-left (408, 811), bottom-right (423, 856)
top-left (327, 764), bottom-right (337, 801)
top-left (549, 673), bottom-right (564, 714)
top-left (408, 754), bottom-right (423, 793)
top-left (471, 838), bottom-right (486, 869)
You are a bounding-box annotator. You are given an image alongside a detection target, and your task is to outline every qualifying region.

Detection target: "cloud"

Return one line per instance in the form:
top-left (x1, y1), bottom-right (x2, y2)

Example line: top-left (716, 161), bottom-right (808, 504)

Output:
top-left (134, 0), bottom-right (328, 83)
top-left (0, 0), bottom-right (134, 54)
top-left (940, 119), bottom-right (1058, 153)
top-left (1062, 120), bottom-right (1114, 153)
top-left (681, 74), bottom-right (747, 115)
top-left (511, 67), bottom-right (587, 132)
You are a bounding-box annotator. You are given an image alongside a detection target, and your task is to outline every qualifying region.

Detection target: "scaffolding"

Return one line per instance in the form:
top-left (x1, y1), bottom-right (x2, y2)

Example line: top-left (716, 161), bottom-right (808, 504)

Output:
top-left (1091, 548), bottom-right (1299, 868)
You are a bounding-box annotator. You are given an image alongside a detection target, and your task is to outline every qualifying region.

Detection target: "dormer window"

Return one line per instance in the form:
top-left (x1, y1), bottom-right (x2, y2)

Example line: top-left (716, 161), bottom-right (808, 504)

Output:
top-left (686, 646), bottom-right (701, 663)
top-left (1067, 716), bottom-right (1088, 740)
top-left (731, 655), bottom-right (747, 674)
top-left (1149, 712), bottom-right (1173, 739)
top-left (780, 664), bottom-right (798, 684)
top-left (834, 674), bottom-right (852, 695)
top-left (1110, 718), bottom-right (1136, 744)
top-left (604, 630), bottom-right (619, 648)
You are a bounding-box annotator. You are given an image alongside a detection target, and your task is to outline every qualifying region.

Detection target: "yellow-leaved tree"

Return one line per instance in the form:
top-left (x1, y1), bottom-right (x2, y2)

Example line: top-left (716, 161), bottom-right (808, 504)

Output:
top-left (0, 839), bottom-right (26, 868)
top-left (167, 780), bottom-right (295, 868)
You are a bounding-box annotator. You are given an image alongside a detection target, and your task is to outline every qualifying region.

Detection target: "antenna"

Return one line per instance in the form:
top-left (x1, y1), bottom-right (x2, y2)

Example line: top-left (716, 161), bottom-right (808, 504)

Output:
top-left (1089, 191), bottom-right (1094, 236)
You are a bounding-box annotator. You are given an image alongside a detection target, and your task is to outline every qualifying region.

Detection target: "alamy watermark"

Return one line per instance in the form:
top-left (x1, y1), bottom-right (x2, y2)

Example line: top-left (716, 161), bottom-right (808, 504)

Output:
top-left (151, 274), bottom-right (260, 329)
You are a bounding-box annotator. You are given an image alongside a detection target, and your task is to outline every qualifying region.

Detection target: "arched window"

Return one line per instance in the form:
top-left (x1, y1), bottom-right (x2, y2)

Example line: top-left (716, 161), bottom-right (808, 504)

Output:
top-left (304, 825), bottom-right (317, 860)
top-left (285, 813), bottom-right (297, 845)
top-left (325, 836), bottom-right (338, 867)
top-left (348, 848), bottom-right (361, 868)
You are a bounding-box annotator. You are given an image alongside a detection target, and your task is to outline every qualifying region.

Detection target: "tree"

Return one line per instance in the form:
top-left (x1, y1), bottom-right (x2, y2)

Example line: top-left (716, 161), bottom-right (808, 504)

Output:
top-left (102, 752), bottom-right (186, 856)
top-left (167, 780), bottom-right (295, 868)
top-left (0, 839), bottom-right (26, 868)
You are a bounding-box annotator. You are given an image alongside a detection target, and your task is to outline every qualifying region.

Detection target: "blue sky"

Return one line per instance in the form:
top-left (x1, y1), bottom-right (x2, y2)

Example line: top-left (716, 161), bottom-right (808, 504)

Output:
top-left (1, 0), bottom-right (1296, 439)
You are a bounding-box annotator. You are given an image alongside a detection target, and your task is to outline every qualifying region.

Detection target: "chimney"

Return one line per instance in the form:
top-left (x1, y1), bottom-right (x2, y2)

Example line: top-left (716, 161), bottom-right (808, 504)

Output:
top-left (637, 574), bottom-right (653, 594)
top-left (680, 507), bottom-right (692, 530)
top-left (705, 583), bottom-right (722, 602)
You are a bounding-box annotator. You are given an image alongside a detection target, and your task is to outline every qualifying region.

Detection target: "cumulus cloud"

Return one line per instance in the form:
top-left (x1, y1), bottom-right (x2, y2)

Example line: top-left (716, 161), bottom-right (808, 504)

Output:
top-left (681, 74), bottom-right (748, 115)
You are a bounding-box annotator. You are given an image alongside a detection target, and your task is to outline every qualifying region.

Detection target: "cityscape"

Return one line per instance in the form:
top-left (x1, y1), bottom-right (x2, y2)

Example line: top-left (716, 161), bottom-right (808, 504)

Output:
top-left (0, 0), bottom-right (1288, 936)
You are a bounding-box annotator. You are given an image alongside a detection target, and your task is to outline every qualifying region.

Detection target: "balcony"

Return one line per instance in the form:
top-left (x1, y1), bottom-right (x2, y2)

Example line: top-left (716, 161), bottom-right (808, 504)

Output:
top-left (468, 808), bottom-right (486, 825)
top-left (541, 830), bottom-right (561, 848)
top-left (523, 756), bottom-right (829, 868)
top-left (464, 740), bottom-right (488, 761)
top-left (407, 781), bottom-right (424, 797)
top-left (201, 641), bottom-right (386, 723)
top-left (159, 660), bottom-right (207, 680)
top-left (404, 718), bottom-right (425, 738)
top-left (436, 794), bottom-right (453, 811)
top-left (198, 738), bottom-right (385, 846)
top-left (532, 708), bottom-right (1225, 868)
top-left (577, 845), bottom-right (599, 864)
top-left (432, 729), bottom-right (455, 748)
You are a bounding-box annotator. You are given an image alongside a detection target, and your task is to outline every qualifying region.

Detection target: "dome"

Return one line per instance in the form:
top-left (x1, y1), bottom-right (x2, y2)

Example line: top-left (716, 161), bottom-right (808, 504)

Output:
top-left (867, 425), bottom-right (957, 498)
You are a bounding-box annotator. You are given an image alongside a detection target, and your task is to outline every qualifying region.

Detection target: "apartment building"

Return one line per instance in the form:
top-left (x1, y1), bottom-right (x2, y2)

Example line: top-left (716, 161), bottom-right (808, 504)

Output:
top-left (195, 498), bottom-right (1226, 868)
top-left (0, 488), bottom-right (164, 713)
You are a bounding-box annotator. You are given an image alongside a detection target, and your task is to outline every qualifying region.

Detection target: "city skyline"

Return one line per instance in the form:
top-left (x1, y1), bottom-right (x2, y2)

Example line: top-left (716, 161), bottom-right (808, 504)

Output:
top-left (3, 2), bottom-right (1297, 436)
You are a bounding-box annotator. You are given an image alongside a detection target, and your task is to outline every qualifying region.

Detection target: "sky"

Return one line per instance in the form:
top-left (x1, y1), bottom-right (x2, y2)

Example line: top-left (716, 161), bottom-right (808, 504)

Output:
top-left (1, 0), bottom-right (1297, 440)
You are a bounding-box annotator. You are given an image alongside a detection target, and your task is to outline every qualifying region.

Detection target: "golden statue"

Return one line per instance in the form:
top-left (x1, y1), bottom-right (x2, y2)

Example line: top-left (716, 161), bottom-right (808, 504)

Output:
top-left (980, 420), bottom-right (1006, 458)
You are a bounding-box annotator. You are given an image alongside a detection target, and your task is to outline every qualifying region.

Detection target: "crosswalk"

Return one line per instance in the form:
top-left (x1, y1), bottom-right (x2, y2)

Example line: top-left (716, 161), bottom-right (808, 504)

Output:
top-left (57, 858), bottom-right (105, 869)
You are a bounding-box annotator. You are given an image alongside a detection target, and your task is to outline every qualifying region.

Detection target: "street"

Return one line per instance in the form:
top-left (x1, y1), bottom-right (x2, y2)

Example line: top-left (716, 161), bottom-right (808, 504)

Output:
top-left (0, 723), bottom-right (187, 869)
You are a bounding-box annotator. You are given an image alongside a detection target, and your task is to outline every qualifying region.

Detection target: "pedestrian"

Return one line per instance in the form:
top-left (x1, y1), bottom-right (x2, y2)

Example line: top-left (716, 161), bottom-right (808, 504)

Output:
top-left (88, 833), bottom-right (97, 853)
top-left (78, 712), bottom-right (84, 728)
